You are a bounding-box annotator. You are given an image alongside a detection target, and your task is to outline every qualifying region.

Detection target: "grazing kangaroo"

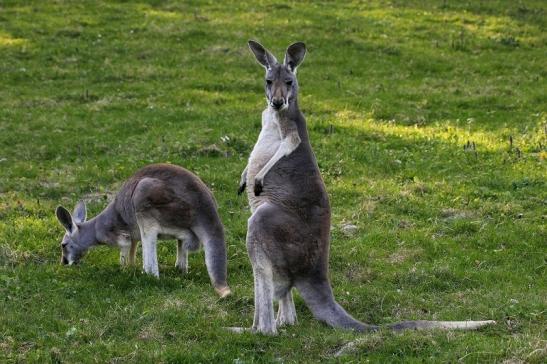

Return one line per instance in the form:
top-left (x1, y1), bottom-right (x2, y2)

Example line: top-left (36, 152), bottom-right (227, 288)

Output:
top-left (55, 163), bottom-right (231, 297)
top-left (236, 40), bottom-right (494, 334)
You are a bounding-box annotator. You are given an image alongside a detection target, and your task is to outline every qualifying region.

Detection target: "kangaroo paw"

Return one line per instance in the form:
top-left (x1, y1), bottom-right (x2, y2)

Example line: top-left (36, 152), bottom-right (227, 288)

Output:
top-left (254, 179), bottom-right (263, 196)
top-left (237, 182), bottom-right (246, 195)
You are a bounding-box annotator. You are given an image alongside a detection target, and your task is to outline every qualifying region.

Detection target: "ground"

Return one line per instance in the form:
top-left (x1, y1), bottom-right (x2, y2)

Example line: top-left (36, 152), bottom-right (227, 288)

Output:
top-left (0, 0), bottom-right (545, 362)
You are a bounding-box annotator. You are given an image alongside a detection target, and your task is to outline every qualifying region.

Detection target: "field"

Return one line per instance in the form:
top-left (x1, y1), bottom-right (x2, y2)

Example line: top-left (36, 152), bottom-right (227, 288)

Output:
top-left (0, 0), bottom-right (545, 362)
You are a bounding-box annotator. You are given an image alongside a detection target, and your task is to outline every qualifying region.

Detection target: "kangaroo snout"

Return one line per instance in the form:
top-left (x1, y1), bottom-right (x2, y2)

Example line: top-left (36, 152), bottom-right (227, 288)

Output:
top-left (271, 98), bottom-right (285, 110)
top-left (61, 256), bottom-right (69, 265)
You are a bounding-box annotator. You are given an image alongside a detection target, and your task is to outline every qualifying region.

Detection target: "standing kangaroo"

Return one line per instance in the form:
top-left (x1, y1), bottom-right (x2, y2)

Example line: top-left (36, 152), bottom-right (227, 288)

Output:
top-left (236, 40), bottom-right (494, 334)
top-left (55, 163), bottom-right (231, 297)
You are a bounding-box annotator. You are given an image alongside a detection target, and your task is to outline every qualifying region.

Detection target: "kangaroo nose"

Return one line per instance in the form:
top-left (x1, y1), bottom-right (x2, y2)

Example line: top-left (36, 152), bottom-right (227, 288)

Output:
top-left (272, 99), bottom-right (284, 109)
top-left (61, 256), bottom-right (68, 265)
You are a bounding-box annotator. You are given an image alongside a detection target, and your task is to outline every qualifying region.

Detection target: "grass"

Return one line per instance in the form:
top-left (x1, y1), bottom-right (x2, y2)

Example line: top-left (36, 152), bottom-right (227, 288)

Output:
top-left (0, 0), bottom-right (545, 362)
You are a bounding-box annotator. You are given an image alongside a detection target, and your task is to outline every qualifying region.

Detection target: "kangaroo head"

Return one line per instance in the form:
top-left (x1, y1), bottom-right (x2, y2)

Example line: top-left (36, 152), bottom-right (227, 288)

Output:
top-left (248, 40), bottom-right (306, 111)
top-left (55, 201), bottom-right (94, 265)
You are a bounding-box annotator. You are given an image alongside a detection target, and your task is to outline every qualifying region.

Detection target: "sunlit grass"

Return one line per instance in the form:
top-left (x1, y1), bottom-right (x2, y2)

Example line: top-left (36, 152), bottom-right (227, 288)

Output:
top-left (0, 34), bottom-right (27, 47)
top-left (333, 110), bottom-right (545, 153)
top-left (143, 9), bottom-right (185, 20)
top-left (361, 7), bottom-right (544, 46)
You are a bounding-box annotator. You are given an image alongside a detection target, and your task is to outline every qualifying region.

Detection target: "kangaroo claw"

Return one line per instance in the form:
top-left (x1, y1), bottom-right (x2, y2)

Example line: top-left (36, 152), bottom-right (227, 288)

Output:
top-left (254, 180), bottom-right (263, 196)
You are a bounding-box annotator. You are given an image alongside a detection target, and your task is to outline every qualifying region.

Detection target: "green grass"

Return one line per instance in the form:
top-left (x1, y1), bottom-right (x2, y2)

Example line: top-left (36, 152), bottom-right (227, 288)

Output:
top-left (1, 0), bottom-right (545, 362)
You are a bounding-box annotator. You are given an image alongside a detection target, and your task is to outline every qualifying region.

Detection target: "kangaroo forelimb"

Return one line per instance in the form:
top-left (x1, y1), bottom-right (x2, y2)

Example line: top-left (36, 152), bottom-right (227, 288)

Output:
top-left (254, 130), bottom-right (301, 196)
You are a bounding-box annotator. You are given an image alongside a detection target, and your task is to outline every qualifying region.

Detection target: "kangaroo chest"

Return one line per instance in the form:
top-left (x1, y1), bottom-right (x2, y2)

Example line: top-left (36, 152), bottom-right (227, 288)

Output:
top-left (247, 108), bottom-right (283, 180)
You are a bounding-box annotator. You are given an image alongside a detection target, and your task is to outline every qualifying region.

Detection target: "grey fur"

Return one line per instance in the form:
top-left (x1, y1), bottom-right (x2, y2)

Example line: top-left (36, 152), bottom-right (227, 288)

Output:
top-left (239, 41), bottom-right (495, 334)
top-left (248, 40), bottom-right (278, 70)
top-left (55, 163), bottom-right (231, 297)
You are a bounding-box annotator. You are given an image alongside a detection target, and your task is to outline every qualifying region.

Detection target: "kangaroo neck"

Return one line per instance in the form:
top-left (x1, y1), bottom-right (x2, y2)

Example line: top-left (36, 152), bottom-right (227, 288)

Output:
top-left (92, 202), bottom-right (123, 245)
top-left (270, 98), bottom-right (309, 142)
top-left (285, 97), bottom-right (300, 119)
top-left (74, 217), bottom-right (99, 249)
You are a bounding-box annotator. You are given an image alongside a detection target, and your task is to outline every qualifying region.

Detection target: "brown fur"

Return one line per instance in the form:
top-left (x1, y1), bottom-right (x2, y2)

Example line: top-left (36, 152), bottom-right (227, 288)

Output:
top-left (56, 164), bottom-right (230, 297)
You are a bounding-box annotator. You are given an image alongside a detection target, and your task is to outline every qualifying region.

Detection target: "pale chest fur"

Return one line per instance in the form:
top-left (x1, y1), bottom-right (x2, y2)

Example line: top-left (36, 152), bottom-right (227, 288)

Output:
top-left (247, 108), bottom-right (282, 182)
top-left (246, 108), bottom-right (283, 210)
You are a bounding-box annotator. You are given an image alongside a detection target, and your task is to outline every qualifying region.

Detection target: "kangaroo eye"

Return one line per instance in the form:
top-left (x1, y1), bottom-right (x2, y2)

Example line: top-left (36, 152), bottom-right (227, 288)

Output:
top-left (61, 241), bottom-right (68, 247)
top-left (285, 80), bottom-right (293, 86)
top-left (266, 79), bottom-right (273, 85)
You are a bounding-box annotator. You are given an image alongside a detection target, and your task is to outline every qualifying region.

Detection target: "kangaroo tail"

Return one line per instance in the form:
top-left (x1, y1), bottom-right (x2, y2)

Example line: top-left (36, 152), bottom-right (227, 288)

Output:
top-left (387, 320), bottom-right (495, 331)
top-left (295, 279), bottom-right (378, 332)
top-left (296, 278), bottom-right (495, 332)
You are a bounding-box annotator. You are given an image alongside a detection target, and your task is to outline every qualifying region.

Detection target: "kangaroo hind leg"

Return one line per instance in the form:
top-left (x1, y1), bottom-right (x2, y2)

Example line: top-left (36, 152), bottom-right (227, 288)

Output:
top-left (246, 202), bottom-right (291, 335)
top-left (175, 230), bottom-right (199, 274)
top-left (251, 260), bottom-right (276, 335)
top-left (276, 289), bottom-right (297, 327)
top-left (175, 239), bottom-right (188, 273)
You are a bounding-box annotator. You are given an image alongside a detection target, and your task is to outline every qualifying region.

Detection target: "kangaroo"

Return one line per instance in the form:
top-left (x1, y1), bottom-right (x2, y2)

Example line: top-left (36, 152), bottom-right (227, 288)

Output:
top-left (235, 40), bottom-right (494, 334)
top-left (55, 163), bottom-right (231, 297)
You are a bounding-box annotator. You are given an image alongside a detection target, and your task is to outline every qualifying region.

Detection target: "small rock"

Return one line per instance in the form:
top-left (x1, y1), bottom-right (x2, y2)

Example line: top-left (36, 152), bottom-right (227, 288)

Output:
top-left (334, 338), bottom-right (366, 357)
top-left (198, 144), bottom-right (226, 157)
top-left (440, 208), bottom-right (472, 220)
top-left (65, 327), bottom-right (77, 337)
top-left (340, 224), bottom-right (358, 236)
top-left (398, 220), bottom-right (412, 229)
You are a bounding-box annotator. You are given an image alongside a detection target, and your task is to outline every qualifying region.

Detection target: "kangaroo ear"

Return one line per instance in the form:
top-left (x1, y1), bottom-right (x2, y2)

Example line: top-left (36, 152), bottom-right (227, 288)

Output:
top-left (73, 200), bottom-right (86, 223)
top-left (56, 206), bottom-right (74, 233)
top-left (248, 40), bottom-right (278, 69)
top-left (284, 42), bottom-right (306, 73)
